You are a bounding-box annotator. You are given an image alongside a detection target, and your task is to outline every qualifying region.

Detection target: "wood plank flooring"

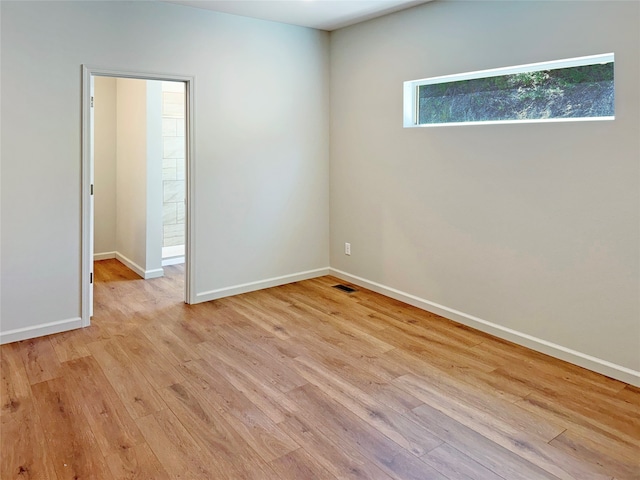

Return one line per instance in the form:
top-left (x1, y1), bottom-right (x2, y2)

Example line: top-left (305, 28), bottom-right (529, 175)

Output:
top-left (1, 258), bottom-right (638, 479)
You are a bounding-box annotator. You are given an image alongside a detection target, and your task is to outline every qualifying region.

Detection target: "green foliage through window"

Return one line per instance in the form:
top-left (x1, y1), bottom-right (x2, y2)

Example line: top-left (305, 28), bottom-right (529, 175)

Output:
top-left (408, 55), bottom-right (614, 126)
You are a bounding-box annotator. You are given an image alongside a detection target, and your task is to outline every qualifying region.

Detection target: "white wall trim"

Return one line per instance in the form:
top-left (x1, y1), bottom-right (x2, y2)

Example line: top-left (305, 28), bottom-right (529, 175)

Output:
top-left (162, 256), bottom-right (185, 267)
top-left (115, 252), bottom-right (164, 279)
top-left (94, 251), bottom-right (164, 277)
top-left (0, 317), bottom-right (83, 345)
top-left (94, 251), bottom-right (116, 261)
top-left (196, 267), bottom-right (331, 303)
top-left (145, 268), bottom-right (165, 279)
top-left (115, 252), bottom-right (145, 278)
top-left (330, 268), bottom-right (640, 387)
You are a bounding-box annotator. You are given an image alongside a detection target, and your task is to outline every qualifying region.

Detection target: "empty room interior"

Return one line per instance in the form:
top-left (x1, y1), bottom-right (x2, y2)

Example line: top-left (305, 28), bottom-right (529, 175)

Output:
top-left (1, 1), bottom-right (639, 479)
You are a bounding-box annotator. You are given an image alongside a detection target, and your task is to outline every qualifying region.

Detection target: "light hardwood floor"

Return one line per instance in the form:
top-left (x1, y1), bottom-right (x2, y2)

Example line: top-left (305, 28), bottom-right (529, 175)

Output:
top-left (1, 259), bottom-right (638, 479)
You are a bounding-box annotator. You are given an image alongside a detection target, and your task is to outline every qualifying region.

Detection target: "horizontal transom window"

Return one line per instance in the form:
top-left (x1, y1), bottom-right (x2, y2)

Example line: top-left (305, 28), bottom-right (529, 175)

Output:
top-left (403, 53), bottom-right (614, 127)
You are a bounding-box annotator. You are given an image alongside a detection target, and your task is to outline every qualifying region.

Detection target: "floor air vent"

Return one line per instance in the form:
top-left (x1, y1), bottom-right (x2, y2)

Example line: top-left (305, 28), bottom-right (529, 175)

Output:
top-left (332, 284), bottom-right (357, 293)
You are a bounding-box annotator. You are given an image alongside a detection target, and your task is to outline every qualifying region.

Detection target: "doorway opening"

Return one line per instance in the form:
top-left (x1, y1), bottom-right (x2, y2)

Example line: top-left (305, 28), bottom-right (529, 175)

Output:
top-left (159, 81), bottom-right (187, 267)
top-left (81, 66), bottom-right (196, 326)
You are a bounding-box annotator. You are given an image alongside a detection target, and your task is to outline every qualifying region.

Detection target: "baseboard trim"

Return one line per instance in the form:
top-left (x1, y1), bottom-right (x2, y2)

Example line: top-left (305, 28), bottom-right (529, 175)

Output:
top-left (0, 317), bottom-right (83, 345)
top-left (330, 268), bottom-right (640, 387)
top-left (94, 251), bottom-right (116, 261)
top-left (196, 267), bottom-right (331, 304)
top-left (115, 252), bottom-right (164, 279)
top-left (162, 256), bottom-right (185, 267)
top-left (144, 268), bottom-right (165, 279)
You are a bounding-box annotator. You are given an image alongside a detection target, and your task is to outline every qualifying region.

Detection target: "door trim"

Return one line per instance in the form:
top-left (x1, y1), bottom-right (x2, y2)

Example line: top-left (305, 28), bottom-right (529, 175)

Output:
top-left (81, 65), bottom-right (197, 327)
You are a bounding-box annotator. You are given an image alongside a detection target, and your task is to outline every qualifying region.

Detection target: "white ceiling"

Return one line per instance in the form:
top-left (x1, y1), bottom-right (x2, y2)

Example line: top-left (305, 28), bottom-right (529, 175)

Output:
top-left (160, 0), bottom-right (433, 31)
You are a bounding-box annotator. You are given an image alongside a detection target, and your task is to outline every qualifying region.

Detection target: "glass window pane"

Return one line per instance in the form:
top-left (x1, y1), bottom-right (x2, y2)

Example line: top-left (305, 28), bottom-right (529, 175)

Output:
top-left (407, 55), bottom-right (614, 127)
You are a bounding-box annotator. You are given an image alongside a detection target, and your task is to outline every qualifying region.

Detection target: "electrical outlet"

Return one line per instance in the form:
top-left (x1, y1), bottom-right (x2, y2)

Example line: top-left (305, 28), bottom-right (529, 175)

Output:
top-left (345, 242), bottom-right (351, 255)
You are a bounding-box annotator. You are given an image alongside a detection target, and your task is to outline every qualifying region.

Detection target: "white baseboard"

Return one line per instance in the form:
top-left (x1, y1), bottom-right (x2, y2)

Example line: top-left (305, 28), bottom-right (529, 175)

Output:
top-left (0, 317), bottom-right (83, 345)
top-left (162, 256), bottom-right (185, 267)
top-left (115, 252), bottom-right (164, 279)
top-left (94, 251), bottom-right (116, 261)
top-left (144, 268), bottom-right (165, 279)
top-left (196, 267), bottom-right (330, 304)
top-left (115, 252), bottom-right (145, 278)
top-left (330, 268), bottom-right (640, 387)
top-left (162, 245), bottom-right (185, 258)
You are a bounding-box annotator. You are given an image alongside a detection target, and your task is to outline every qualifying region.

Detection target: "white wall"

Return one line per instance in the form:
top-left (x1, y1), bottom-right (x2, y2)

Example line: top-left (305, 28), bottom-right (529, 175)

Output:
top-left (115, 78), bottom-right (147, 269)
top-left (94, 78), bottom-right (163, 279)
top-left (115, 78), bottom-right (163, 278)
top-left (94, 76), bottom-right (117, 256)
top-left (145, 80), bottom-right (164, 276)
top-left (0, 1), bottom-right (329, 340)
top-left (330, 0), bottom-right (639, 381)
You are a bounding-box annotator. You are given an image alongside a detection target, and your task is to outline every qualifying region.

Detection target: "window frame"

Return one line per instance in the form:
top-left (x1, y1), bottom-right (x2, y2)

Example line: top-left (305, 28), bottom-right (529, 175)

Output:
top-left (403, 53), bottom-right (615, 128)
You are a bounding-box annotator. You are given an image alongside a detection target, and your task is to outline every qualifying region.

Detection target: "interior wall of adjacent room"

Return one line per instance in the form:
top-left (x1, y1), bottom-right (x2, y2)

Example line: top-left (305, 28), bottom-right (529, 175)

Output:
top-left (94, 76), bottom-right (117, 256)
top-left (114, 78), bottom-right (162, 276)
top-left (94, 77), bottom-right (163, 278)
